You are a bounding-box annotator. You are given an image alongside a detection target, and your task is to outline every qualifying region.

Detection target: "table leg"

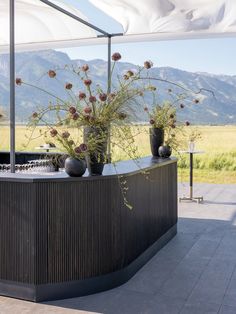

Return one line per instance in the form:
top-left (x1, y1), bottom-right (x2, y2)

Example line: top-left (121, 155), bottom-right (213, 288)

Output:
top-left (179, 152), bottom-right (203, 203)
top-left (190, 152), bottom-right (193, 198)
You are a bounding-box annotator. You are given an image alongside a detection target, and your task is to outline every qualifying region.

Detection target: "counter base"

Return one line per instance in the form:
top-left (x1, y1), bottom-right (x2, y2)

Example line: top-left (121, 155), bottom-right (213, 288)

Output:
top-left (0, 225), bottom-right (177, 302)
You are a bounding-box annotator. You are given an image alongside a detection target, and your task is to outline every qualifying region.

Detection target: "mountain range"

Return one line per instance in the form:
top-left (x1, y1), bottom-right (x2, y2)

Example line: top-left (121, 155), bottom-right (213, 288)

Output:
top-left (0, 49), bottom-right (236, 124)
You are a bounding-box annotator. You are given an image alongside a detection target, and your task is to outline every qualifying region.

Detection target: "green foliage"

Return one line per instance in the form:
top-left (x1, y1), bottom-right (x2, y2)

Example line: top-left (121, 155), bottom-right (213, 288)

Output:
top-left (178, 151), bottom-right (236, 171)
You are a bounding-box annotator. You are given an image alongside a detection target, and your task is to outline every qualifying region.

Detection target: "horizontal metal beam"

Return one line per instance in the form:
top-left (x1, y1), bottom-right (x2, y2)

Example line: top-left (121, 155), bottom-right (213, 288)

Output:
top-left (39, 0), bottom-right (110, 36)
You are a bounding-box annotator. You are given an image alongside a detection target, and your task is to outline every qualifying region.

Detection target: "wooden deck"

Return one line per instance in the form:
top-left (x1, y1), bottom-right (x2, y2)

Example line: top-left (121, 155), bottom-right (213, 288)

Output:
top-left (1, 183), bottom-right (236, 313)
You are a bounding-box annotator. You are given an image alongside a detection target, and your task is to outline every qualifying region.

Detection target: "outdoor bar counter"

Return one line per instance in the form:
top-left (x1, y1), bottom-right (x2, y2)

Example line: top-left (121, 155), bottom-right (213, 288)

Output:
top-left (0, 155), bottom-right (177, 302)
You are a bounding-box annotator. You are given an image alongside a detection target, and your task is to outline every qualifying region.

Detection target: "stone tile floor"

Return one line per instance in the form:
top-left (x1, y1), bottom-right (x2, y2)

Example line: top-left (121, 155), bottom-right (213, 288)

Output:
top-left (1, 183), bottom-right (236, 314)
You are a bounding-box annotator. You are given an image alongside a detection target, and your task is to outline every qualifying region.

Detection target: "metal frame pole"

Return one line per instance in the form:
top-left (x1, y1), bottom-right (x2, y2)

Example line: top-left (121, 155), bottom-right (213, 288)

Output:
top-left (107, 36), bottom-right (112, 93)
top-left (107, 36), bottom-right (112, 163)
top-left (39, 0), bottom-right (109, 36)
top-left (10, 0), bottom-right (15, 173)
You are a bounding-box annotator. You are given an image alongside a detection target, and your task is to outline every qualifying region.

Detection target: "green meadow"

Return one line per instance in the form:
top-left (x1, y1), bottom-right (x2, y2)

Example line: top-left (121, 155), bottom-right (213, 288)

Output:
top-left (0, 125), bottom-right (236, 183)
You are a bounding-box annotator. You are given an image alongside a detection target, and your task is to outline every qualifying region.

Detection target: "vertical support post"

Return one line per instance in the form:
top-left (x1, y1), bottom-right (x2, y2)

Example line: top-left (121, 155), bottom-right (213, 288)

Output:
top-left (189, 152), bottom-right (193, 198)
top-left (10, 0), bottom-right (15, 173)
top-left (107, 36), bottom-right (112, 163)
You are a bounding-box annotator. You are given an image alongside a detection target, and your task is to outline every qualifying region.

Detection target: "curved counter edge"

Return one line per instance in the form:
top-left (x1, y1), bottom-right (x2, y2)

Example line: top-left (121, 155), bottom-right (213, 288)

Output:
top-left (0, 156), bottom-right (177, 182)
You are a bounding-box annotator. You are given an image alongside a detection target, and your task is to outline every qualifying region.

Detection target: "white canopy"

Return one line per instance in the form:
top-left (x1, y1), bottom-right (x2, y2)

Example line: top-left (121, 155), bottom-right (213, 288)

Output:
top-left (90, 0), bottom-right (236, 40)
top-left (0, 0), bottom-right (97, 53)
top-left (1, 0), bottom-right (236, 54)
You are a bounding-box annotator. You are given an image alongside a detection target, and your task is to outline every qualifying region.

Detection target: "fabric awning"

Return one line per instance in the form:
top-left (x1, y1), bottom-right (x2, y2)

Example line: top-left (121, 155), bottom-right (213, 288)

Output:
top-left (0, 0), bottom-right (97, 53)
top-left (1, 0), bottom-right (236, 54)
top-left (90, 0), bottom-right (236, 39)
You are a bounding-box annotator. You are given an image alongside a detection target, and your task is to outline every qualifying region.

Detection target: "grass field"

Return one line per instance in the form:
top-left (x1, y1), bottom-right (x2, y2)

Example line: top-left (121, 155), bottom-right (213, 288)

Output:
top-left (0, 125), bottom-right (236, 183)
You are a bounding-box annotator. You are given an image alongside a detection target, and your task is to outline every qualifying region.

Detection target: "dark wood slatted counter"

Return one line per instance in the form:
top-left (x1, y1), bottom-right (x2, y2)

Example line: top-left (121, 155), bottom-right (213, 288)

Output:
top-left (0, 156), bottom-right (177, 302)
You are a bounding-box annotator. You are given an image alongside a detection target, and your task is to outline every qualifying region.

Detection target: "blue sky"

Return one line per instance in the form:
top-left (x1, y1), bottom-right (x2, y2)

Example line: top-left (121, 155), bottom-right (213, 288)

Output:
top-left (58, 0), bottom-right (236, 76)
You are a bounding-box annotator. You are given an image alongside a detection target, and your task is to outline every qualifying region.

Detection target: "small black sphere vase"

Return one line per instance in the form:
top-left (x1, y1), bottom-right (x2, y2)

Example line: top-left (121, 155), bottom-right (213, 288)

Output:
top-left (65, 157), bottom-right (86, 177)
top-left (158, 145), bottom-right (172, 158)
top-left (149, 128), bottom-right (164, 157)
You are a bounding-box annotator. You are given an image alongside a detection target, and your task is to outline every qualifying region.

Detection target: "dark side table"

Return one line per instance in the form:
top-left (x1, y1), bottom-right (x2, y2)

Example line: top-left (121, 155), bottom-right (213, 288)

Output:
top-left (179, 150), bottom-right (204, 203)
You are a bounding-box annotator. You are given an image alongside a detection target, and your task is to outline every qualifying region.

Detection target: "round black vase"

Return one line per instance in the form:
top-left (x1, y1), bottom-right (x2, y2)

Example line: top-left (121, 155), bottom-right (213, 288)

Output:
top-left (158, 145), bottom-right (172, 158)
top-left (149, 128), bottom-right (164, 157)
top-left (84, 126), bottom-right (108, 176)
top-left (65, 157), bottom-right (86, 177)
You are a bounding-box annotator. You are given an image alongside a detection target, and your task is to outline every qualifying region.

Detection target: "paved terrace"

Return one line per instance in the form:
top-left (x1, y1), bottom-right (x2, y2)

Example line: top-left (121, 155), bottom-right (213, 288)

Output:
top-left (1, 183), bottom-right (236, 314)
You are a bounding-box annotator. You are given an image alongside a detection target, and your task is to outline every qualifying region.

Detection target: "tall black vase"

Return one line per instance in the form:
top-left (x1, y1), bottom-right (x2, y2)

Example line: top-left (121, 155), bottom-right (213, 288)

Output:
top-left (84, 126), bottom-right (108, 176)
top-left (149, 128), bottom-right (164, 157)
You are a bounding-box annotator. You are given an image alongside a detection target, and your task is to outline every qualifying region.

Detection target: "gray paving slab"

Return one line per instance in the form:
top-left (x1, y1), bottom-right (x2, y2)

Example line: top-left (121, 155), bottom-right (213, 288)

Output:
top-left (179, 302), bottom-right (220, 314)
top-left (0, 183), bottom-right (236, 314)
top-left (219, 305), bottom-right (236, 314)
top-left (223, 268), bottom-right (236, 307)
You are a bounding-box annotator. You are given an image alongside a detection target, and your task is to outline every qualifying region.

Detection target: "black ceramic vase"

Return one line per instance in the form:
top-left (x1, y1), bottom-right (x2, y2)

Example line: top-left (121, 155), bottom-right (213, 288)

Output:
top-left (158, 145), bottom-right (172, 158)
top-left (149, 128), bottom-right (164, 157)
top-left (65, 157), bottom-right (86, 177)
top-left (84, 126), bottom-right (108, 176)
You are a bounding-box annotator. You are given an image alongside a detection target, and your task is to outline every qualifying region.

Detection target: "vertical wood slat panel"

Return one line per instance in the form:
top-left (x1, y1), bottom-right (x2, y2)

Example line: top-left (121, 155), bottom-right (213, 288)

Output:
top-left (44, 162), bottom-right (177, 283)
top-left (0, 182), bottom-right (38, 283)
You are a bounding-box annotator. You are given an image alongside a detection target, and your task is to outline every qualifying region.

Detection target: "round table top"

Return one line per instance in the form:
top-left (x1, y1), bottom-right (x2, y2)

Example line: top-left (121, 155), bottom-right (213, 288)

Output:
top-left (35, 146), bottom-right (57, 150)
top-left (178, 150), bottom-right (205, 154)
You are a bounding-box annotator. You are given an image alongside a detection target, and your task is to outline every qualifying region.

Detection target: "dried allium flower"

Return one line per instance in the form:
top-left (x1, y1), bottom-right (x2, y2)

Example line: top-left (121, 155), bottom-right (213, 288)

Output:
top-left (148, 85), bottom-right (156, 91)
top-left (99, 93), bottom-right (107, 101)
top-left (68, 140), bottom-right (75, 146)
top-left (15, 78), bottom-right (22, 85)
top-left (118, 112), bottom-right (127, 120)
top-left (72, 112), bottom-right (79, 120)
top-left (32, 112), bottom-right (38, 119)
top-left (108, 92), bottom-right (116, 100)
top-left (84, 106), bottom-right (92, 114)
top-left (69, 106), bottom-right (76, 114)
top-left (144, 106), bottom-right (149, 112)
top-left (50, 129), bottom-right (58, 137)
top-left (65, 83), bottom-right (73, 90)
top-left (48, 70), bottom-right (56, 78)
top-left (61, 131), bottom-right (70, 139)
top-left (144, 60), bottom-right (153, 69)
top-left (149, 119), bottom-right (155, 125)
top-left (84, 79), bottom-right (92, 86)
top-left (185, 121), bottom-right (190, 126)
top-left (78, 92), bottom-right (86, 100)
top-left (169, 113), bottom-right (175, 119)
top-left (112, 52), bottom-right (121, 61)
top-left (82, 64), bottom-right (89, 72)
top-left (127, 70), bottom-right (134, 77)
top-left (74, 143), bottom-right (88, 154)
top-left (89, 96), bottom-right (96, 103)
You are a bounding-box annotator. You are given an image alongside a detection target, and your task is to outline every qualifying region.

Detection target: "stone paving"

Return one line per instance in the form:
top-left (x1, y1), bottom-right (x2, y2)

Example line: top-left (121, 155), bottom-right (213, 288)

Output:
top-left (1, 183), bottom-right (236, 314)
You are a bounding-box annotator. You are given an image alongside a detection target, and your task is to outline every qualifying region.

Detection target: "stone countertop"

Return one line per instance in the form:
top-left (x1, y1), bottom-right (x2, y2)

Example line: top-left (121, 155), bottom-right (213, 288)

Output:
top-left (0, 156), bottom-right (177, 182)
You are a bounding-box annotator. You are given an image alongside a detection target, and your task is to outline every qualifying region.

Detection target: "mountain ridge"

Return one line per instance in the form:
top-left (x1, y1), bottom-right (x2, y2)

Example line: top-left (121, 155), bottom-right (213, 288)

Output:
top-left (0, 49), bottom-right (235, 124)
